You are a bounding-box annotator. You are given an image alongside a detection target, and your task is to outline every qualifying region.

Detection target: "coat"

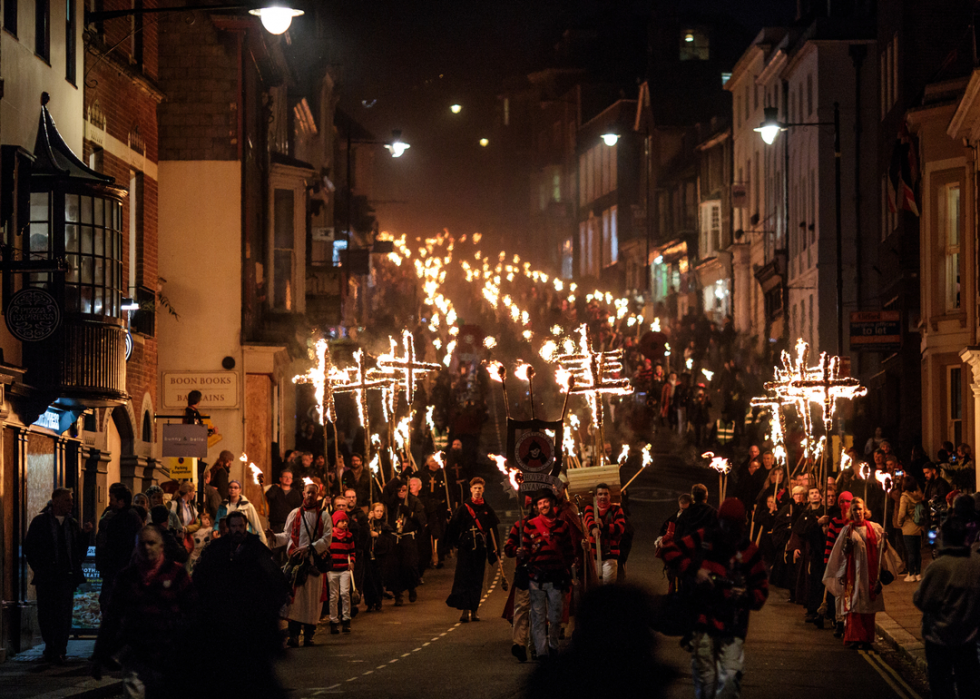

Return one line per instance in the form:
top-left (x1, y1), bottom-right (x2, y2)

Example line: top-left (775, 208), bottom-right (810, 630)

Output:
top-left (823, 521), bottom-right (899, 616)
top-left (913, 545), bottom-right (980, 646)
top-left (897, 490), bottom-right (924, 536)
top-left (23, 506), bottom-right (89, 588)
top-left (214, 498), bottom-right (267, 545)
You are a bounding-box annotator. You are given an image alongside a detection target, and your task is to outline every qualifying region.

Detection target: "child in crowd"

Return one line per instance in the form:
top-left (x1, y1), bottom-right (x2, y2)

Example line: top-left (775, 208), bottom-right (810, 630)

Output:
top-left (329, 510), bottom-right (356, 633)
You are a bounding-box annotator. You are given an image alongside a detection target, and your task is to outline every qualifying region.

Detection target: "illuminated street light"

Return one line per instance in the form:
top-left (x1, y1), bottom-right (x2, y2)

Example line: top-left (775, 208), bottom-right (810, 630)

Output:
top-left (753, 106), bottom-right (784, 145)
top-left (479, 138), bottom-right (489, 147)
top-left (385, 130), bottom-right (411, 158)
top-left (249, 3), bottom-right (304, 35)
top-left (450, 104), bottom-right (462, 114)
top-left (684, 31), bottom-right (695, 43)
top-left (653, 255), bottom-right (663, 265)
top-left (601, 132), bottom-right (619, 146)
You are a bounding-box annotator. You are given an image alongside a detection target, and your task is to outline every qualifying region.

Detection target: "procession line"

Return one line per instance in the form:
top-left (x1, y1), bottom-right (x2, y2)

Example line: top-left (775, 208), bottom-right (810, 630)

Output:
top-left (858, 650), bottom-right (920, 699)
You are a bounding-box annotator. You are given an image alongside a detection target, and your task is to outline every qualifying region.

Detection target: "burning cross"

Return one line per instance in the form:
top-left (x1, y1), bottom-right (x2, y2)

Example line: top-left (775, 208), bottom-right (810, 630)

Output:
top-left (377, 329), bottom-right (442, 407)
top-left (292, 338), bottom-right (337, 425)
top-left (553, 323), bottom-right (632, 430)
top-left (331, 349), bottom-right (397, 457)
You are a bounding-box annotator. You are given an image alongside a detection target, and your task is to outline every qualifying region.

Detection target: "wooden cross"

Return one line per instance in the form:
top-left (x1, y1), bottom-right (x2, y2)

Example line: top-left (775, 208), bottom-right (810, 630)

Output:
top-left (450, 462), bottom-right (464, 481)
top-left (331, 349), bottom-right (397, 468)
top-left (377, 329), bottom-right (442, 407)
top-left (292, 338), bottom-right (336, 425)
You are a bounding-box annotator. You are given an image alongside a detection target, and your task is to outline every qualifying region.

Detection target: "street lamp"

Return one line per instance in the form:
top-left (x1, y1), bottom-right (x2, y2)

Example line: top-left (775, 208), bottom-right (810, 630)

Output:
top-left (450, 104), bottom-right (462, 114)
top-left (384, 130), bottom-right (411, 158)
top-left (85, 1), bottom-right (304, 36)
top-left (755, 102), bottom-right (843, 355)
top-left (601, 132), bottom-right (620, 146)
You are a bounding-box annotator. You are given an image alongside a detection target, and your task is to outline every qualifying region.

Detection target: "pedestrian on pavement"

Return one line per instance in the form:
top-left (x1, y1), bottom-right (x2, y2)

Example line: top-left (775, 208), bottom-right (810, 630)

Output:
top-left (23, 488), bottom-right (93, 664)
top-left (96, 483), bottom-right (145, 613)
top-left (328, 510), bottom-right (355, 634)
top-left (208, 450), bottom-right (235, 501)
top-left (503, 496), bottom-right (535, 662)
top-left (168, 481), bottom-right (198, 531)
top-left (192, 510), bottom-right (289, 698)
top-left (214, 480), bottom-right (267, 545)
top-left (520, 489), bottom-right (576, 659)
top-left (582, 483), bottom-right (626, 585)
top-left (269, 483), bottom-right (332, 647)
top-left (661, 498), bottom-right (769, 699)
top-left (446, 477), bottom-right (500, 622)
top-left (823, 497), bottom-right (898, 649)
top-left (364, 502), bottom-right (393, 612)
top-left (91, 525), bottom-right (196, 696)
top-left (187, 510), bottom-right (212, 573)
top-left (264, 468), bottom-right (303, 533)
top-left (896, 475), bottom-right (925, 581)
top-left (149, 506), bottom-right (190, 564)
top-left (913, 515), bottom-right (980, 699)
top-left (144, 485), bottom-right (183, 535)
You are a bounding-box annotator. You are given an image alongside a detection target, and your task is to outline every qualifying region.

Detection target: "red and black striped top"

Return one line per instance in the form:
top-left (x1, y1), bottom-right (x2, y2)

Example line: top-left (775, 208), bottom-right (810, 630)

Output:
top-left (521, 514), bottom-right (575, 585)
top-left (824, 516), bottom-right (848, 564)
top-left (582, 504), bottom-right (626, 559)
top-left (330, 529), bottom-right (355, 571)
top-left (661, 527), bottom-right (769, 639)
top-left (504, 519), bottom-right (525, 558)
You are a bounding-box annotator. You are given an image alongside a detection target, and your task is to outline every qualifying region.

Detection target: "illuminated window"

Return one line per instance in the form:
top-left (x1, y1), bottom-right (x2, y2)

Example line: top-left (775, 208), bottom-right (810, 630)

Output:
top-left (941, 182), bottom-right (961, 311)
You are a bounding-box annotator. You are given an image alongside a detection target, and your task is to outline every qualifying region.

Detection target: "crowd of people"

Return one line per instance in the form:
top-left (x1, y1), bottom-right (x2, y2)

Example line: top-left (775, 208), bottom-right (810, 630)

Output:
top-left (654, 430), bottom-right (980, 699)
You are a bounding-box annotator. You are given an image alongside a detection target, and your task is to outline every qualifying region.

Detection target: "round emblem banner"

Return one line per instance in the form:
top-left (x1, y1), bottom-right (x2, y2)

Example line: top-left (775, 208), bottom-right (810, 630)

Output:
top-left (515, 430), bottom-right (556, 473)
top-left (5, 288), bottom-right (61, 342)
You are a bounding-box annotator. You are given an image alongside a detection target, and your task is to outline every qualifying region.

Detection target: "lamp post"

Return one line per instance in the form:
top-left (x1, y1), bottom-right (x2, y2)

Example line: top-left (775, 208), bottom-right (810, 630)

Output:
top-left (343, 129), bottom-right (409, 323)
top-left (754, 103), bottom-right (843, 355)
top-left (85, 1), bottom-right (304, 35)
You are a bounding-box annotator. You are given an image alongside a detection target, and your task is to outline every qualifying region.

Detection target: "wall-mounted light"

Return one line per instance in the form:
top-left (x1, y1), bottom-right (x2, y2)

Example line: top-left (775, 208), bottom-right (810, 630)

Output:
top-left (654, 255), bottom-right (664, 265)
top-left (450, 104), bottom-right (462, 114)
top-left (248, 2), bottom-right (304, 35)
top-left (601, 132), bottom-right (620, 146)
top-left (753, 106), bottom-right (785, 145)
top-left (479, 138), bottom-right (489, 147)
top-left (385, 130), bottom-right (411, 157)
top-left (684, 31), bottom-right (695, 43)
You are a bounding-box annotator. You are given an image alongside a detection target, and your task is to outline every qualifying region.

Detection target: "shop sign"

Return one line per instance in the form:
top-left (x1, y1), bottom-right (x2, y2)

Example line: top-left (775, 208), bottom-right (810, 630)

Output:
top-left (162, 424), bottom-right (208, 458)
top-left (162, 371), bottom-right (239, 409)
top-left (849, 311), bottom-right (901, 352)
top-left (5, 287), bottom-right (61, 342)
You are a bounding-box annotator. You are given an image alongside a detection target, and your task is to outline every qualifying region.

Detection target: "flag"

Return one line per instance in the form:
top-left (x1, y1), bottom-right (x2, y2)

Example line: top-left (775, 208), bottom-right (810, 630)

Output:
top-left (888, 123), bottom-right (919, 216)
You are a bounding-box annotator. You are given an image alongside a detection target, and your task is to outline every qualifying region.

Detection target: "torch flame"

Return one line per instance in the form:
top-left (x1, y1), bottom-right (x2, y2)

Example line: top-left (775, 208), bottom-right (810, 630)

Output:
top-left (303, 477), bottom-right (314, 487)
top-left (248, 462), bottom-right (262, 485)
top-left (432, 451), bottom-right (445, 468)
top-left (840, 449), bottom-right (853, 471)
top-left (483, 336), bottom-right (497, 349)
top-left (617, 445), bottom-right (630, 466)
top-left (702, 451), bottom-right (731, 474)
top-left (513, 361), bottom-right (531, 382)
top-left (641, 444), bottom-right (653, 468)
top-left (486, 360), bottom-right (505, 382)
top-left (875, 470), bottom-right (893, 493)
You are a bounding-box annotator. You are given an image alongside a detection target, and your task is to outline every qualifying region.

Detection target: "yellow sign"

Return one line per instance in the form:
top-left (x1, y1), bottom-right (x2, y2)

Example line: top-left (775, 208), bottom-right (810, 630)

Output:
top-left (169, 457), bottom-right (196, 480)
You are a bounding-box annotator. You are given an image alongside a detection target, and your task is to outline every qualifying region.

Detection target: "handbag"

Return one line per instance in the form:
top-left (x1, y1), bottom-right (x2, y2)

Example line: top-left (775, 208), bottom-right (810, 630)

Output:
top-left (301, 511), bottom-right (332, 573)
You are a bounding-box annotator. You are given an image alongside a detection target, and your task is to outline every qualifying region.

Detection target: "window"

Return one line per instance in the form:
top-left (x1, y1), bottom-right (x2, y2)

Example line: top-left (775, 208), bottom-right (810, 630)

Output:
top-left (579, 222), bottom-right (588, 277)
top-left (806, 74), bottom-right (813, 116)
top-left (744, 85), bottom-right (750, 122)
top-left (941, 183), bottom-right (961, 311)
top-left (4, 0), bottom-right (17, 36)
top-left (609, 205), bottom-right (618, 264)
top-left (66, 0), bottom-right (76, 83)
top-left (602, 208), bottom-right (611, 266)
top-left (59, 192), bottom-right (125, 317)
top-left (88, 146), bottom-right (104, 173)
top-left (273, 189), bottom-right (295, 310)
top-left (753, 84), bottom-right (759, 112)
top-left (880, 35), bottom-right (899, 120)
top-left (735, 96), bottom-right (742, 129)
top-left (36, 0), bottom-right (50, 61)
top-left (809, 170), bottom-right (816, 244)
top-left (808, 295), bottom-right (814, 349)
top-left (949, 366), bottom-right (963, 445)
top-left (578, 153), bottom-right (587, 206)
top-left (679, 28), bottom-right (709, 61)
top-left (699, 200), bottom-right (721, 255)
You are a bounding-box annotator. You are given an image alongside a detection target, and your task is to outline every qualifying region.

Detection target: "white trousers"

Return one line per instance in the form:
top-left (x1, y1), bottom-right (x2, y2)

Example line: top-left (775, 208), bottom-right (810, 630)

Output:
top-left (692, 632), bottom-right (745, 699)
top-left (328, 570), bottom-right (351, 623)
top-left (600, 559), bottom-right (619, 585)
top-left (529, 580), bottom-right (563, 656)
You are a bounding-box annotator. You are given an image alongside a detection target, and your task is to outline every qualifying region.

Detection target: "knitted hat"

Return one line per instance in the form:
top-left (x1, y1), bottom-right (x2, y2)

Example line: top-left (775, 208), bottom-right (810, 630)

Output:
top-left (718, 498), bottom-right (745, 523)
top-left (837, 490), bottom-right (853, 503)
top-left (332, 510), bottom-right (349, 526)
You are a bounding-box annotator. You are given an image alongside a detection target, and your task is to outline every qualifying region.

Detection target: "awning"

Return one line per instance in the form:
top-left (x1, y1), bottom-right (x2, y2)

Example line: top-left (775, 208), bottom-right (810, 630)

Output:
top-left (695, 255), bottom-right (731, 288)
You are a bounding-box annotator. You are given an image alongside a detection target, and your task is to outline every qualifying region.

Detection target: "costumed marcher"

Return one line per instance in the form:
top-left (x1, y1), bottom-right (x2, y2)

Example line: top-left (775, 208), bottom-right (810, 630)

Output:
top-left (445, 439), bottom-right (469, 506)
top-left (770, 486), bottom-right (806, 597)
top-left (364, 502), bottom-right (393, 612)
top-left (385, 480), bottom-right (425, 606)
top-left (503, 496), bottom-right (534, 662)
top-left (661, 498), bottom-right (769, 699)
top-left (419, 455), bottom-right (451, 568)
top-left (520, 489), bottom-right (575, 659)
top-left (328, 510), bottom-right (355, 634)
top-left (582, 483), bottom-right (627, 585)
top-left (446, 477), bottom-right (500, 622)
top-left (823, 490), bottom-right (853, 636)
top-left (788, 487), bottom-right (830, 627)
top-left (270, 483), bottom-right (333, 647)
top-left (343, 488), bottom-right (370, 613)
top-left (23, 488), bottom-right (93, 664)
top-left (823, 497), bottom-right (899, 649)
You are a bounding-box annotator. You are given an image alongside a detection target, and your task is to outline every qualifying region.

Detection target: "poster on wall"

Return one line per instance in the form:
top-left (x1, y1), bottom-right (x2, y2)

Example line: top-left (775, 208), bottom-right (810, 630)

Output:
top-left (71, 546), bottom-right (102, 634)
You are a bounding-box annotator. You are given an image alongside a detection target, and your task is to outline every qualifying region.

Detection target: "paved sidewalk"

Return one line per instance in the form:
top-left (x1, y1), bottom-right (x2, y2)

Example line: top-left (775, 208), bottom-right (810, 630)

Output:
top-left (0, 640), bottom-right (121, 699)
top-left (876, 563), bottom-right (928, 673)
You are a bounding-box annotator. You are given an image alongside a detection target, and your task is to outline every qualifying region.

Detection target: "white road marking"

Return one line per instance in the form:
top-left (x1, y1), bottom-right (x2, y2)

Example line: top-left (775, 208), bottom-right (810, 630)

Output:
top-left (362, 671), bottom-right (373, 676)
top-left (401, 652), bottom-right (411, 657)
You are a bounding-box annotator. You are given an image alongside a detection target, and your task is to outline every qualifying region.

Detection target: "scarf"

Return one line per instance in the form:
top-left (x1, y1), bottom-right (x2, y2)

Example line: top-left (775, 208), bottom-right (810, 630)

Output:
top-left (290, 504), bottom-right (323, 549)
top-left (138, 555), bottom-right (165, 586)
top-left (471, 497), bottom-right (485, 506)
top-left (845, 521), bottom-right (881, 603)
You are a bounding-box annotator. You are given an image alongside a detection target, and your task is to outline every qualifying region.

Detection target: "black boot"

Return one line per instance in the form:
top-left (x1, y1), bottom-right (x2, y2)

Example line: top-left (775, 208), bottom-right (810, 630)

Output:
top-left (342, 620), bottom-right (351, 633)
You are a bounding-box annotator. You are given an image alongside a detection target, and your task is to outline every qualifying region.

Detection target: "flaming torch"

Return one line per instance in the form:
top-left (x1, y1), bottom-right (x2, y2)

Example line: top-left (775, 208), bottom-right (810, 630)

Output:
top-left (621, 444), bottom-right (652, 493)
top-left (702, 451), bottom-right (732, 505)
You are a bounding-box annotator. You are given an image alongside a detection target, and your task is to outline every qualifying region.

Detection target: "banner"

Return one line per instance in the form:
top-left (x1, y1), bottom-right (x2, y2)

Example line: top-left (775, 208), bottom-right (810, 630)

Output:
top-left (506, 417), bottom-right (564, 496)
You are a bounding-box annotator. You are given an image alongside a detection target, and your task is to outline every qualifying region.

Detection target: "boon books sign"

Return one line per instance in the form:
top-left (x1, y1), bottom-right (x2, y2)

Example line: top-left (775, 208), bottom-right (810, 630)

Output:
top-left (162, 371), bottom-right (239, 409)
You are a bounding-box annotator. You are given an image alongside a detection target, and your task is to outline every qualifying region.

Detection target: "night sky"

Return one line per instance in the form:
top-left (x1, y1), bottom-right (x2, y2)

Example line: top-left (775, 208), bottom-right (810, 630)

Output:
top-left (309, 1), bottom-right (798, 242)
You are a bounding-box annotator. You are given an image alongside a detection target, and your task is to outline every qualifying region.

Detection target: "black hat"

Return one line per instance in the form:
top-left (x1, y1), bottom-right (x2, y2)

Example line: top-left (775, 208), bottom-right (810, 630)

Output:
top-left (534, 488), bottom-right (557, 504)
